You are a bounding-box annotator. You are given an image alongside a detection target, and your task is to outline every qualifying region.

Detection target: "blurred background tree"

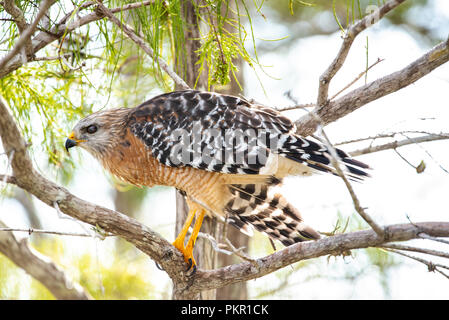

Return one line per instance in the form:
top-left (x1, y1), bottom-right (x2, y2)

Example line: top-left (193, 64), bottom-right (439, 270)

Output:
top-left (0, 0), bottom-right (447, 299)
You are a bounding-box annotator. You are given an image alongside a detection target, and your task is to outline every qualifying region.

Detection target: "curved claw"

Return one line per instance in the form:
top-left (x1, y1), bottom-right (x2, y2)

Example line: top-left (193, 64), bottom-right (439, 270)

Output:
top-left (154, 261), bottom-right (165, 271)
top-left (171, 204), bottom-right (205, 274)
top-left (186, 258), bottom-right (197, 276)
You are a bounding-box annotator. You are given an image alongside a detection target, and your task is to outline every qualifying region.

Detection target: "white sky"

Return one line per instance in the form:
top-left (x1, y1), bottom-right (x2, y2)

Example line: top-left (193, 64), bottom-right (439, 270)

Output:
top-left (1, 0), bottom-right (449, 299)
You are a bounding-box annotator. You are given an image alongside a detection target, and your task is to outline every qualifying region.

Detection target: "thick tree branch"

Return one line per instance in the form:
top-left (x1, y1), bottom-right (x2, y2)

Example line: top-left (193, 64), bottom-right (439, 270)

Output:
top-left (0, 220), bottom-right (92, 299)
top-left (296, 36), bottom-right (449, 136)
top-left (190, 222), bottom-right (449, 292)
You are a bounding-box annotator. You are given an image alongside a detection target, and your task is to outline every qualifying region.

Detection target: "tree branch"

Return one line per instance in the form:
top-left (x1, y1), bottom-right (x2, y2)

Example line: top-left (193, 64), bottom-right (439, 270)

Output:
top-left (348, 133), bottom-right (449, 156)
top-left (316, 0), bottom-right (406, 107)
top-left (0, 1), bottom-right (155, 79)
top-left (2, 0), bottom-right (29, 33)
top-left (0, 220), bottom-right (92, 299)
top-left (0, 0), bottom-right (55, 70)
top-left (190, 222), bottom-right (449, 292)
top-left (316, 125), bottom-right (385, 237)
top-left (380, 243), bottom-right (449, 259)
top-left (385, 248), bottom-right (449, 279)
top-left (0, 226), bottom-right (112, 238)
top-left (296, 36), bottom-right (449, 136)
top-left (329, 57), bottom-right (384, 101)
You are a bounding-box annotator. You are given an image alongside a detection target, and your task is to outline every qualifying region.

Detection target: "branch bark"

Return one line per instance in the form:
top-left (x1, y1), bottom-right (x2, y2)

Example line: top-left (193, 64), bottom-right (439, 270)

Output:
top-left (2, 0), bottom-right (29, 33)
top-left (296, 36), bottom-right (449, 136)
top-left (189, 222), bottom-right (449, 292)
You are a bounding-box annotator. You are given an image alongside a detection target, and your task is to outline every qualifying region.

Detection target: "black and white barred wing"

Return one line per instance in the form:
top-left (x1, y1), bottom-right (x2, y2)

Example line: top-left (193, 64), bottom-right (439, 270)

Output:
top-left (128, 90), bottom-right (281, 174)
top-left (128, 90), bottom-right (369, 179)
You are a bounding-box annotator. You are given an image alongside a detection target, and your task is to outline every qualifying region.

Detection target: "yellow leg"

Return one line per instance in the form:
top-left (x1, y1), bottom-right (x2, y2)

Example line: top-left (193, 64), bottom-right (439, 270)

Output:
top-left (184, 209), bottom-right (206, 268)
top-left (172, 208), bottom-right (196, 254)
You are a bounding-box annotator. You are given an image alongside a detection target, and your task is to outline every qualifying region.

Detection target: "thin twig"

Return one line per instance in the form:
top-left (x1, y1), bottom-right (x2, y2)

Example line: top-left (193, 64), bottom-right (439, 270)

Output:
top-left (196, 231), bottom-right (234, 256)
top-left (402, 133), bottom-right (449, 175)
top-left (195, 230), bottom-right (258, 266)
top-left (336, 131), bottom-right (447, 146)
top-left (277, 103), bottom-right (315, 112)
top-left (32, 53), bottom-right (72, 61)
top-left (385, 248), bottom-right (449, 280)
top-left (380, 243), bottom-right (449, 259)
top-left (393, 148), bottom-right (416, 169)
top-left (307, 106), bottom-right (384, 237)
top-left (0, 227), bottom-right (106, 237)
top-left (317, 125), bottom-right (385, 237)
top-left (109, 0), bottom-right (155, 13)
top-left (330, 57), bottom-right (384, 100)
top-left (419, 233), bottom-right (449, 246)
top-left (317, 0), bottom-right (406, 106)
top-left (224, 238), bottom-right (259, 267)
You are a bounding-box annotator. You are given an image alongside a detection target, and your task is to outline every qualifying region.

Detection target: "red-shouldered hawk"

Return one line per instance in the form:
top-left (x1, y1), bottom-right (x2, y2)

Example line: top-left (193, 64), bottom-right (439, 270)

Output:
top-left (66, 90), bottom-right (369, 271)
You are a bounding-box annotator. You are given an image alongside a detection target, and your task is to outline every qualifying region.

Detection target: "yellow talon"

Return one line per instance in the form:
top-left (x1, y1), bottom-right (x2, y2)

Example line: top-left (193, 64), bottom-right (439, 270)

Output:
top-left (172, 204), bottom-right (206, 271)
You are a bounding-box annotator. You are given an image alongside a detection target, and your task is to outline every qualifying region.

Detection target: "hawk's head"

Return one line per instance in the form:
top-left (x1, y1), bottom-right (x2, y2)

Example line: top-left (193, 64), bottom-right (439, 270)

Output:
top-left (65, 108), bottom-right (130, 159)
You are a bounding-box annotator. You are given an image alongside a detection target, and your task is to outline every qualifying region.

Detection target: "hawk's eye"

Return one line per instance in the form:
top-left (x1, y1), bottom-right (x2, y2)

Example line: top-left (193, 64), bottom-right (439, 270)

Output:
top-left (86, 125), bottom-right (98, 134)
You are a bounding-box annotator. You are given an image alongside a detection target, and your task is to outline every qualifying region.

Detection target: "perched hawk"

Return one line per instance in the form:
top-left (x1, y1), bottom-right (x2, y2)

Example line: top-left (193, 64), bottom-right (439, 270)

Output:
top-left (66, 90), bottom-right (369, 270)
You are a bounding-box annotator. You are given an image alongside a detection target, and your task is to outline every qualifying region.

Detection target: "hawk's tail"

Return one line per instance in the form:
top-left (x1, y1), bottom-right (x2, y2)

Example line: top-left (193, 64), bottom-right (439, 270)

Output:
top-left (225, 182), bottom-right (320, 246)
top-left (280, 134), bottom-right (371, 181)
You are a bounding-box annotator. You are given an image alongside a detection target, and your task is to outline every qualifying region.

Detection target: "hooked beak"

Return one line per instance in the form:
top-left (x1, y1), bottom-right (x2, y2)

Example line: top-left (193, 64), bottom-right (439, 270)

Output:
top-left (65, 132), bottom-right (84, 152)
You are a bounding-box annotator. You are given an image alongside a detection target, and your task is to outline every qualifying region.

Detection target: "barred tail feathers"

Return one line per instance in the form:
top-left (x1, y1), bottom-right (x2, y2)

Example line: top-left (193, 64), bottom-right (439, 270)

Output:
top-left (225, 183), bottom-right (320, 246)
top-left (279, 134), bottom-right (370, 181)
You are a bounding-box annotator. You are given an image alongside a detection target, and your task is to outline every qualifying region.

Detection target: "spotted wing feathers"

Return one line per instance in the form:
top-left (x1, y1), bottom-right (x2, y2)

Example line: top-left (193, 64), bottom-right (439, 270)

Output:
top-left (128, 90), bottom-right (369, 180)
